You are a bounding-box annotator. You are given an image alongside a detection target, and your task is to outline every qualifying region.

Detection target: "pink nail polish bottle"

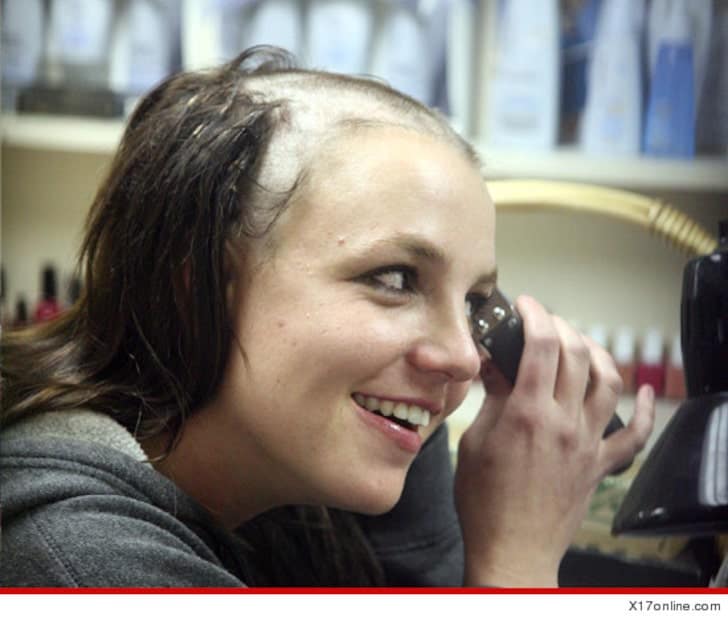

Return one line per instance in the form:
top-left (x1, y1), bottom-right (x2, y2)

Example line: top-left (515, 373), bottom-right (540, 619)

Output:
top-left (664, 333), bottom-right (686, 401)
top-left (33, 265), bottom-right (62, 323)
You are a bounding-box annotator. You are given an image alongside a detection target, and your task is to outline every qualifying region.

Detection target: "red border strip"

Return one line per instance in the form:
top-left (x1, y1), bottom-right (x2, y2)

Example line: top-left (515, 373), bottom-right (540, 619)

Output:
top-left (2, 588), bottom-right (728, 594)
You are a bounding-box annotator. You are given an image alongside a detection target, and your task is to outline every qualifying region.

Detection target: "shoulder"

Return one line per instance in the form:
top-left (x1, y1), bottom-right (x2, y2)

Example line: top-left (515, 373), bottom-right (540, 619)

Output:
top-left (1, 494), bottom-right (245, 587)
top-left (0, 412), bottom-right (245, 587)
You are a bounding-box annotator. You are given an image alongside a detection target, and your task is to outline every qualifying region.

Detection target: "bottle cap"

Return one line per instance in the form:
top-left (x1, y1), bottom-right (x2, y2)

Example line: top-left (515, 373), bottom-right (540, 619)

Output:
top-left (612, 325), bottom-right (636, 363)
top-left (42, 265), bottom-right (57, 299)
top-left (16, 297), bottom-right (28, 323)
top-left (641, 328), bottom-right (664, 365)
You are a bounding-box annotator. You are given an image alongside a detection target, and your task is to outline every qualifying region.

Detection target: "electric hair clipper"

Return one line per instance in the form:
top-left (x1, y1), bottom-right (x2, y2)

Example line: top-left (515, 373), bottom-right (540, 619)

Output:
top-left (470, 288), bottom-right (631, 476)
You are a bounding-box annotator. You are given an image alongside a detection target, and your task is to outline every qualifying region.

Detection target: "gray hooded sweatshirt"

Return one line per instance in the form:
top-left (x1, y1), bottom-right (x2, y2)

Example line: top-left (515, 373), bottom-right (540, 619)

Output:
top-left (0, 411), bottom-right (463, 587)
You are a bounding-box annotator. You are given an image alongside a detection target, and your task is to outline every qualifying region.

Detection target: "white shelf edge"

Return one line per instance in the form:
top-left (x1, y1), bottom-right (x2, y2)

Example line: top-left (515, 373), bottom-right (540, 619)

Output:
top-left (1, 113), bottom-right (124, 154)
top-left (2, 114), bottom-right (727, 192)
top-left (475, 142), bottom-right (728, 192)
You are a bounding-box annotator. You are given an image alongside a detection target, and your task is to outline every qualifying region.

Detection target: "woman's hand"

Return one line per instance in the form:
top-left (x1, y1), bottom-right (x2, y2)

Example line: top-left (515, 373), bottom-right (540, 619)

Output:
top-left (454, 295), bottom-right (655, 587)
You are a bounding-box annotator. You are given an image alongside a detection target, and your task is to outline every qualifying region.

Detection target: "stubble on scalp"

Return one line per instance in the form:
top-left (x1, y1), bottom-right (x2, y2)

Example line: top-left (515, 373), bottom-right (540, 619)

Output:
top-left (250, 73), bottom-right (474, 189)
top-left (238, 71), bottom-right (480, 254)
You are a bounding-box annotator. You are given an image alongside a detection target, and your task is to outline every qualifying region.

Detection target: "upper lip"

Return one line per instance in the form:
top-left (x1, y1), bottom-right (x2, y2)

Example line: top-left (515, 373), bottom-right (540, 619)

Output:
top-left (352, 392), bottom-right (443, 416)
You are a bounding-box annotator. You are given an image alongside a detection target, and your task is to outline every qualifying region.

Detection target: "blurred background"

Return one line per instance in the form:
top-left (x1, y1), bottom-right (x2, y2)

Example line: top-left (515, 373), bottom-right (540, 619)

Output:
top-left (1, 0), bottom-right (727, 585)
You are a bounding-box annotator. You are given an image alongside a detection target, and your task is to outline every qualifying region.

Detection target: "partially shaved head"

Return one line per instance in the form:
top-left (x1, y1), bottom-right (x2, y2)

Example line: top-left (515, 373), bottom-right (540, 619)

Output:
top-left (232, 57), bottom-right (480, 237)
top-left (24, 46), bottom-right (481, 445)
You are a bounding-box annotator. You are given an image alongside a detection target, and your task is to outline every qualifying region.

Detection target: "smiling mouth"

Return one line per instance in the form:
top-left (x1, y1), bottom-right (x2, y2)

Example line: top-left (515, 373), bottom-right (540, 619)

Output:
top-left (352, 393), bottom-right (432, 431)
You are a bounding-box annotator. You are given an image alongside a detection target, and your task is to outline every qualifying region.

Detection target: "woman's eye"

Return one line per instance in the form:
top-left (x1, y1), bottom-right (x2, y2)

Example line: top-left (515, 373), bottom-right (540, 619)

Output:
top-left (367, 266), bottom-right (416, 293)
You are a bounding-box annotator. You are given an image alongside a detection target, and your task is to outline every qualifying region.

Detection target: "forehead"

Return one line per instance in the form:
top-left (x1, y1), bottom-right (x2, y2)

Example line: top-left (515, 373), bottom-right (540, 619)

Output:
top-left (269, 125), bottom-right (495, 266)
top-left (310, 126), bottom-right (479, 209)
top-left (247, 71), bottom-right (464, 207)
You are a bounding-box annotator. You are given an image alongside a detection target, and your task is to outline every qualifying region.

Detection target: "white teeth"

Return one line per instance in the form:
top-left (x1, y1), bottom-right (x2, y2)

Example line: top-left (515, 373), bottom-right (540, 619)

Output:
top-left (393, 403), bottom-right (409, 420)
top-left (407, 405), bottom-right (427, 426)
top-left (353, 394), bottom-right (432, 427)
top-left (379, 400), bottom-right (394, 416)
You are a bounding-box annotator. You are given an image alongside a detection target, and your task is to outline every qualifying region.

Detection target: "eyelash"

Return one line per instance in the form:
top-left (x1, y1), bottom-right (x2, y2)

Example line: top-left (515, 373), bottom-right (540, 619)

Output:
top-left (363, 266), bottom-right (493, 315)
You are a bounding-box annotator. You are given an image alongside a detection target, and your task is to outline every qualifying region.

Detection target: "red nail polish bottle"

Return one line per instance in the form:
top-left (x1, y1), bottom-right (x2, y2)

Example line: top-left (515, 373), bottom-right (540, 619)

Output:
top-left (664, 333), bottom-right (686, 401)
top-left (33, 265), bottom-right (62, 323)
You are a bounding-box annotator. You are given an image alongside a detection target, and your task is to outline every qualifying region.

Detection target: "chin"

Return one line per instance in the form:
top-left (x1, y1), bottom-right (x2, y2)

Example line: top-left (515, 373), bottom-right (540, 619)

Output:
top-left (351, 495), bottom-right (401, 516)
top-left (330, 474), bottom-right (406, 516)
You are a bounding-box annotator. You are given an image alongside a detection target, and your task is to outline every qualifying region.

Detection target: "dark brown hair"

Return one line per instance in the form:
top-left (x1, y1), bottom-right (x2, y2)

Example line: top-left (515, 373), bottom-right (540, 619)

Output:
top-left (1, 47), bottom-right (299, 440)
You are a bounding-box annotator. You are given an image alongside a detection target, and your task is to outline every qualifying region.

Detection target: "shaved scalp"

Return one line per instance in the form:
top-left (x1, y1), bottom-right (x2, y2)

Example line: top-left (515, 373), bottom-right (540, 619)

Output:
top-left (237, 63), bottom-right (481, 233)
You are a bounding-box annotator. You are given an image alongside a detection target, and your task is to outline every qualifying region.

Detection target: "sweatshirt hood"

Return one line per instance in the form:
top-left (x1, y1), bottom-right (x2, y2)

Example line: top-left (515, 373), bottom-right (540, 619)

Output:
top-left (1, 410), bottom-right (199, 525)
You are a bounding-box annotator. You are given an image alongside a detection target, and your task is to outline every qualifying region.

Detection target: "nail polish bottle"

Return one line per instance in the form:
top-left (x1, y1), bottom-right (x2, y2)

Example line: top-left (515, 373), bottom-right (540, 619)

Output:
top-left (664, 333), bottom-right (686, 401)
top-left (612, 325), bottom-right (637, 395)
top-left (636, 327), bottom-right (665, 396)
top-left (14, 296), bottom-right (29, 328)
top-left (34, 265), bottom-right (62, 323)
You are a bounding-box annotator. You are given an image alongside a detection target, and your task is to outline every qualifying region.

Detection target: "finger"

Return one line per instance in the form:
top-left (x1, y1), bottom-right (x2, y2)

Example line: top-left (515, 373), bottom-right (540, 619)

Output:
top-left (583, 334), bottom-right (624, 433)
top-left (597, 384), bottom-right (655, 476)
top-left (513, 295), bottom-right (560, 400)
top-left (472, 359), bottom-right (512, 436)
top-left (480, 357), bottom-right (511, 397)
top-left (552, 316), bottom-right (591, 413)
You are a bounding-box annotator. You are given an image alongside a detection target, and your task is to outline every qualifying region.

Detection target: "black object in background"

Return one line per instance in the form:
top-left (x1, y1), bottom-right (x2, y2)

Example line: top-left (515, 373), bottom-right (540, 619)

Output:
top-left (18, 85), bottom-right (124, 118)
top-left (613, 220), bottom-right (728, 537)
top-left (559, 538), bottom-right (722, 587)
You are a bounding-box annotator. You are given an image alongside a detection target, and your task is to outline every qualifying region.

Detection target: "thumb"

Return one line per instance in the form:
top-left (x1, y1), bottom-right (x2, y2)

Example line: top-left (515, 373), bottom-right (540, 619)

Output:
top-left (598, 384), bottom-right (655, 477)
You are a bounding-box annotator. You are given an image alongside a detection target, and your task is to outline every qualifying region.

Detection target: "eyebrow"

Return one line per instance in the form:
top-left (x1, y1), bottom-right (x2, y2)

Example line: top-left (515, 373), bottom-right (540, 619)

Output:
top-left (372, 233), bottom-right (498, 287)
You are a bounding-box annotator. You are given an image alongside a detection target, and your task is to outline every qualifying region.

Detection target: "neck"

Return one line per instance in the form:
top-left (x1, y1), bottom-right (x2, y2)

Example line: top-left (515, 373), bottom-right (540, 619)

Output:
top-left (140, 403), bottom-right (284, 529)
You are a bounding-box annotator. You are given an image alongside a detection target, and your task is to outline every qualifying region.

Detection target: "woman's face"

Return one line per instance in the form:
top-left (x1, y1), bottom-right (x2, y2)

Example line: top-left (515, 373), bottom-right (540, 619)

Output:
top-left (219, 126), bottom-right (496, 515)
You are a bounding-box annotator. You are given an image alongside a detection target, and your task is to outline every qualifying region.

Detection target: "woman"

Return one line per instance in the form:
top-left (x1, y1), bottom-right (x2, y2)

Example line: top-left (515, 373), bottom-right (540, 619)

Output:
top-left (0, 47), bottom-right (655, 587)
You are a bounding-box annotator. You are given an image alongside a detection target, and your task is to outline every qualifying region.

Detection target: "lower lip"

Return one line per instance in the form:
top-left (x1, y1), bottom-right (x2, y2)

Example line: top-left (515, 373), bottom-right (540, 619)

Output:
top-left (353, 401), bottom-right (423, 454)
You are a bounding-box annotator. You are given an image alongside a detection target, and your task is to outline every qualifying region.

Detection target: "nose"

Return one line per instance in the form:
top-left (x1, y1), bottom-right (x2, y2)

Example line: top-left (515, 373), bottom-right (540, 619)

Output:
top-left (406, 309), bottom-right (483, 382)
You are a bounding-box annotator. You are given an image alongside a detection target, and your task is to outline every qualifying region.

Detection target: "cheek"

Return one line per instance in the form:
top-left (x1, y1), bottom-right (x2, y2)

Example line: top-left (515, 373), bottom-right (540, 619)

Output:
top-left (445, 381), bottom-right (473, 415)
top-left (244, 304), bottom-right (409, 387)
top-left (276, 304), bottom-right (408, 392)
top-left (293, 310), bottom-right (409, 380)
